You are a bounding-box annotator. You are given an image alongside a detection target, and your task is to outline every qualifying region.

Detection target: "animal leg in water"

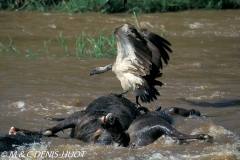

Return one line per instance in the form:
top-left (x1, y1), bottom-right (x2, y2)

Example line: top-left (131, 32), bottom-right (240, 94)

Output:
top-left (165, 125), bottom-right (213, 142)
top-left (43, 117), bottom-right (66, 121)
top-left (8, 127), bottom-right (43, 136)
top-left (43, 117), bottom-right (76, 136)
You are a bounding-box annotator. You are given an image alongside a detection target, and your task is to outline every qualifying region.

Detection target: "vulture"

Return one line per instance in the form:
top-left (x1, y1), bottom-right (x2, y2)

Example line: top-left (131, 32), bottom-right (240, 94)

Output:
top-left (90, 23), bottom-right (172, 106)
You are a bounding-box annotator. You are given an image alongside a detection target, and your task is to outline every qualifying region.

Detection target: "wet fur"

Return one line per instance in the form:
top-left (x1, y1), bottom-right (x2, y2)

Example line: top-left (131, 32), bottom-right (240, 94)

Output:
top-left (13, 94), bottom-right (141, 145)
top-left (101, 110), bottom-right (212, 147)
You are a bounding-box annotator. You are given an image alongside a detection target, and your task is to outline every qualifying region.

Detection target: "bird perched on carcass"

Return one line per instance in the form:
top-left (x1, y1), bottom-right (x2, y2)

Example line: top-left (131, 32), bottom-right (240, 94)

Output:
top-left (90, 23), bottom-right (172, 106)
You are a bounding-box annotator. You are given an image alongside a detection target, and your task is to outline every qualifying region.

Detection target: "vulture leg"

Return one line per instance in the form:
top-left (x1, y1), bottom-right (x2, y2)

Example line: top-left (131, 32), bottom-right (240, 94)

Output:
top-left (114, 90), bottom-right (128, 97)
top-left (136, 96), bottom-right (141, 107)
top-left (132, 95), bottom-right (149, 110)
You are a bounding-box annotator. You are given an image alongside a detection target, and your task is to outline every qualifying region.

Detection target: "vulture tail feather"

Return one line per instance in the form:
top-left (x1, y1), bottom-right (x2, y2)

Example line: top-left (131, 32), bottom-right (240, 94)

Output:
top-left (135, 86), bottom-right (160, 103)
top-left (154, 80), bottom-right (164, 87)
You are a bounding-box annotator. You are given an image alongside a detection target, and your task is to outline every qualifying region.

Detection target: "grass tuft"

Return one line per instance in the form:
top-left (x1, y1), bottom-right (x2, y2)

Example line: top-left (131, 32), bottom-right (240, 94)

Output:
top-left (43, 39), bottom-right (52, 55)
top-left (0, 29), bottom-right (117, 58)
top-left (57, 31), bottom-right (70, 56)
top-left (75, 31), bottom-right (87, 57)
top-left (8, 36), bottom-right (22, 56)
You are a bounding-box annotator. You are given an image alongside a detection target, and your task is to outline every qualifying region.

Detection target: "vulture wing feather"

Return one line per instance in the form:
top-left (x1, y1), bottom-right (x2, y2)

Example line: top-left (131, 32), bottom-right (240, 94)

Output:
top-left (138, 28), bottom-right (172, 69)
top-left (114, 24), bottom-right (153, 76)
top-left (91, 24), bottom-right (172, 104)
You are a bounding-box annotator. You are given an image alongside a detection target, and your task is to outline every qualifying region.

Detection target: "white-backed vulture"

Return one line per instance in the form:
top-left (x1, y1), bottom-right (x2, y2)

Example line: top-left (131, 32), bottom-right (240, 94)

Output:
top-left (90, 23), bottom-right (172, 106)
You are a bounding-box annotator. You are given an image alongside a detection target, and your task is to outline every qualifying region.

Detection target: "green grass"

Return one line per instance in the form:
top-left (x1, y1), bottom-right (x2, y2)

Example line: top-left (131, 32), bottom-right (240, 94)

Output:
top-left (86, 29), bottom-right (116, 57)
top-left (0, 0), bottom-right (105, 12)
top-left (0, 29), bottom-right (117, 58)
top-left (0, 0), bottom-right (239, 13)
top-left (75, 30), bottom-right (87, 57)
top-left (0, 10), bottom-right (141, 58)
top-left (57, 31), bottom-right (70, 56)
top-left (8, 36), bottom-right (22, 56)
top-left (43, 39), bottom-right (52, 55)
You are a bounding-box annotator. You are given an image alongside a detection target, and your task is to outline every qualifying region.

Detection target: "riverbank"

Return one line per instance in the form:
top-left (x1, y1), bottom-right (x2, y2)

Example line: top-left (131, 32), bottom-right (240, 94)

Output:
top-left (1, 0), bottom-right (240, 13)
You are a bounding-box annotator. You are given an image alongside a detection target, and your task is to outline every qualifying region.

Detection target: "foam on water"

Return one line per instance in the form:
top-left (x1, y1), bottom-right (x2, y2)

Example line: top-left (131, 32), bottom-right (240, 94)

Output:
top-left (5, 100), bottom-right (82, 117)
top-left (40, 119), bottom-right (239, 160)
top-left (11, 101), bottom-right (26, 112)
top-left (189, 22), bottom-right (204, 29)
top-left (3, 100), bottom-right (239, 159)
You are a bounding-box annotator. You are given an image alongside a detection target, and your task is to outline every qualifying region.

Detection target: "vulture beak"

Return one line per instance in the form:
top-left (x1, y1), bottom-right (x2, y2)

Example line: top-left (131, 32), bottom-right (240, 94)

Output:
top-left (90, 68), bottom-right (98, 76)
top-left (90, 70), bottom-right (95, 76)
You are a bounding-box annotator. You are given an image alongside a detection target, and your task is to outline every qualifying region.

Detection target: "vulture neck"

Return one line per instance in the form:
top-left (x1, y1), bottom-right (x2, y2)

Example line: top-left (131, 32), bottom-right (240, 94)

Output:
top-left (98, 63), bottom-right (113, 74)
top-left (115, 34), bottom-right (135, 63)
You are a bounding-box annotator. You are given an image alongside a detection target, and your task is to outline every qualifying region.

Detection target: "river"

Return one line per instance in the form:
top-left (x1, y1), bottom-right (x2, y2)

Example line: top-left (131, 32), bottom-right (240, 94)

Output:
top-left (0, 10), bottom-right (240, 159)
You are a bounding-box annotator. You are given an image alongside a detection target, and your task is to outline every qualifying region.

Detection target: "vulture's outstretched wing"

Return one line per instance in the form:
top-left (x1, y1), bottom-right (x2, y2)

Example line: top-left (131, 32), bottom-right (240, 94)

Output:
top-left (138, 28), bottom-right (172, 70)
top-left (90, 23), bottom-right (172, 105)
top-left (114, 24), bottom-right (172, 77)
top-left (114, 24), bottom-right (153, 76)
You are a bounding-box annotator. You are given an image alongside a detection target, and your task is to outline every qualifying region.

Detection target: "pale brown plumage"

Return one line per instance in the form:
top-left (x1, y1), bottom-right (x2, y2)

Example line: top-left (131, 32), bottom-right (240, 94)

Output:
top-left (90, 23), bottom-right (172, 105)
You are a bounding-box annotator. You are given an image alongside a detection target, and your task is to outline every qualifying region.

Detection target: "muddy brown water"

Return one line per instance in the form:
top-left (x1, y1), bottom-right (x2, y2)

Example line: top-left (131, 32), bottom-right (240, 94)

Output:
top-left (0, 10), bottom-right (240, 159)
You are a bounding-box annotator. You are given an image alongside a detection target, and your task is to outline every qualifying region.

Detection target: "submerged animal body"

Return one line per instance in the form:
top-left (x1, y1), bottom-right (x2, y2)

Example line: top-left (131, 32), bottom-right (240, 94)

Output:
top-left (8, 94), bottom-right (211, 148)
top-left (0, 127), bottom-right (42, 152)
top-left (90, 23), bottom-right (172, 105)
top-left (42, 94), bottom-right (142, 144)
top-left (100, 111), bottom-right (213, 147)
top-left (11, 94), bottom-right (143, 145)
top-left (160, 107), bottom-right (201, 117)
top-left (126, 112), bottom-right (209, 147)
